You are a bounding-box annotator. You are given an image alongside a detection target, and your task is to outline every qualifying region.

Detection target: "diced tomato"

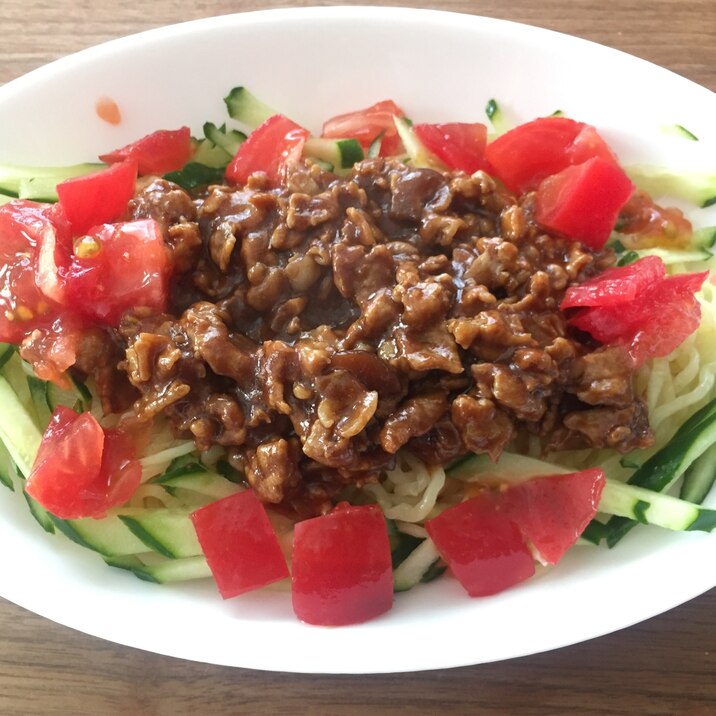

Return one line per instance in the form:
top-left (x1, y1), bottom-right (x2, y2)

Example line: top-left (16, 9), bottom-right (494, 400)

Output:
top-left (191, 490), bottom-right (289, 599)
top-left (321, 99), bottom-right (405, 157)
top-left (499, 469), bottom-right (606, 565)
top-left (56, 159), bottom-right (138, 236)
top-left (33, 204), bottom-right (74, 305)
top-left (100, 429), bottom-right (143, 509)
top-left (535, 157), bottom-right (635, 249)
top-left (65, 219), bottom-right (170, 325)
top-left (561, 256), bottom-right (666, 309)
top-left (291, 503), bottom-right (393, 625)
top-left (484, 117), bottom-right (618, 193)
top-left (425, 492), bottom-right (535, 597)
top-left (225, 114), bottom-right (309, 186)
top-left (99, 127), bottom-right (192, 176)
top-left (0, 200), bottom-right (66, 343)
top-left (571, 271), bottom-right (707, 366)
top-left (25, 406), bottom-right (141, 519)
top-left (413, 122), bottom-right (487, 174)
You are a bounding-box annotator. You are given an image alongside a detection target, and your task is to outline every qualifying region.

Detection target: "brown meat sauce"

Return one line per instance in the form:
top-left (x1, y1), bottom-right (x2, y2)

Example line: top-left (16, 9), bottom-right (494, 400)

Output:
top-left (113, 159), bottom-right (652, 515)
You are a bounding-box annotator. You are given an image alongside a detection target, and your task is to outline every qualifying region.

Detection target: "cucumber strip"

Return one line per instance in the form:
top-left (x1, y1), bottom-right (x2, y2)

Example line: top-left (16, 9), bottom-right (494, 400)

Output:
top-left (692, 227), bottom-right (716, 250)
top-left (224, 87), bottom-right (277, 129)
top-left (634, 247), bottom-right (712, 265)
top-left (0, 343), bottom-right (14, 371)
top-left (164, 162), bottom-right (225, 191)
top-left (680, 441), bottom-right (716, 504)
top-left (393, 116), bottom-right (441, 169)
top-left (390, 528), bottom-right (422, 571)
top-left (603, 395), bottom-right (716, 546)
top-left (203, 122), bottom-right (246, 157)
top-left (600, 480), bottom-right (716, 532)
top-left (46, 376), bottom-right (88, 412)
top-left (104, 554), bottom-right (212, 584)
top-left (0, 375), bottom-right (43, 477)
top-left (0, 441), bottom-right (15, 492)
top-left (393, 538), bottom-right (441, 592)
top-left (191, 137), bottom-right (232, 168)
top-left (1, 352), bottom-right (37, 422)
top-left (303, 137), bottom-right (364, 170)
top-left (485, 98), bottom-right (510, 135)
top-left (18, 176), bottom-right (63, 202)
top-left (27, 376), bottom-right (51, 427)
top-left (118, 509), bottom-right (202, 559)
top-left (309, 158), bottom-right (334, 172)
top-left (0, 163), bottom-right (103, 198)
top-left (23, 491), bottom-right (55, 533)
top-left (626, 164), bottom-right (716, 208)
top-left (157, 471), bottom-right (241, 501)
top-left (660, 124), bottom-right (699, 141)
top-left (0, 193), bottom-right (14, 205)
top-left (367, 133), bottom-right (383, 158)
top-left (153, 456), bottom-right (207, 482)
top-left (580, 520), bottom-right (608, 545)
top-left (51, 514), bottom-right (150, 557)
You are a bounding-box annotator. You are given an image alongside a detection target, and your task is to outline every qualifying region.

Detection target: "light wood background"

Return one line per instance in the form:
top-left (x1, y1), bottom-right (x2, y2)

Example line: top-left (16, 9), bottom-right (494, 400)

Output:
top-left (1, 1), bottom-right (715, 714)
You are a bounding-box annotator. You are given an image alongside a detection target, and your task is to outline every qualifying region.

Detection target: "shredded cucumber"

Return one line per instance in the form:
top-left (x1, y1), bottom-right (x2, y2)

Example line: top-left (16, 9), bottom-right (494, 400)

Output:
top-left (0, 375), bottom-right (43, 478)
top-left (0, 163), bottom-right (103, 201)
top-left (105, 554), bottom-right (212, 584)
top-left (626, 164), bottom-right (716, 208)
top-left (224, 86), bottom-right (277, 129)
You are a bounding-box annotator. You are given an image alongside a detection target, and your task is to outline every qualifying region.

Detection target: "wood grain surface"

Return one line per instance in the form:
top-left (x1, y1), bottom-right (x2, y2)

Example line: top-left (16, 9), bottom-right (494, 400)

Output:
top-left (1, 1), bottom-right (715, 714)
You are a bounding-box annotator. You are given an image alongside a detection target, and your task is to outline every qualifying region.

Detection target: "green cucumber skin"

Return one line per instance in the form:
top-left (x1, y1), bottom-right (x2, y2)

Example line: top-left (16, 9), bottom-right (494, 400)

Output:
top-left (202, 122), bottom-right (246, 157)
top-left (24, 492), bottom-right (55, 533)
top-left (119, 516), bottom-right (176, 558)
top-left (0, 344), bottom-right (15, 371)
top-left (105, 554), bottom-right (212, 584)
top-left (223, 87), bottom-right (277, 129)
top-left (51, 516), bottom-right (100, 552)
top-left (604, 397), bottom-right (716, 546)
top-left (680, 442), bottom-right (716, 504)
top-left (0, 375), bottom-right (43, 478)
top-left (0, 163), bottom-right (103, 197)
top-left (118, 511), bottom-right (202, 559)
top-left (0, 441), bottom-right (15, 492)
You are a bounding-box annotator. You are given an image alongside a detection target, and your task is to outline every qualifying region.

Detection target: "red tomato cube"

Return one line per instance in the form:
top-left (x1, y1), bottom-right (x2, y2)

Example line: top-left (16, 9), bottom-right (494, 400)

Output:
top-left (100, 127), bottom-right (192, 176)
top-left (425, 493), bottom-right (535, 597)
top-left (484, 116), bottom-right (618, 193)
top-left (291, 504), bottom-right (393, 626)
top-left (499, 469), bottom-right (606, 565)
top-left (413, 122), bottom-right (487, 174)
top-left (571, 271), bottom-right (707, 366)
top-left (56, 159), bottom-right (138, 236)
top-left (0, 201), bottom-right (63, 343)
top-left (65, 219), bottom-right (170, 326)
top-left (191, 490), bottom-right (289, 599)
top-left (321, 99), bottom-right (405, 157)
top-left (26, 407), bottom-right (141, 519)
top-left (561, 256), bottom-right (666, 309)
top-left (225, 114), bottom-right (309, 186)
top-left (535, 157), bottom-right (634, 249)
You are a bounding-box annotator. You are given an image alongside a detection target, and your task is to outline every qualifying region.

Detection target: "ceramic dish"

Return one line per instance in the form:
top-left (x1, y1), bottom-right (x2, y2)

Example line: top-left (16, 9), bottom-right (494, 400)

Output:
top-left (0, 7), bottom-right (714, 673)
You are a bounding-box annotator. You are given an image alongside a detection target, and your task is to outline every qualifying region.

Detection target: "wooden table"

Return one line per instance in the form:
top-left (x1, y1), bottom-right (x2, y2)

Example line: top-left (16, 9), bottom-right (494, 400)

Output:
top-left (1, 1), bottom-right (715, 713)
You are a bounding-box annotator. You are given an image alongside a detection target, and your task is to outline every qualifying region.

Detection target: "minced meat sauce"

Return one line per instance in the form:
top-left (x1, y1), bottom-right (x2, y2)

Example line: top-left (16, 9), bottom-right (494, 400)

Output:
top-left (102, 158), bottom-right (652, 516)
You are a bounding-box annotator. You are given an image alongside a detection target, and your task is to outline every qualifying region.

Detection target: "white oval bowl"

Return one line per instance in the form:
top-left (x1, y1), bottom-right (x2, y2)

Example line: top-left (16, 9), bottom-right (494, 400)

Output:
top-left (0, 7), bottom-right (714, 673)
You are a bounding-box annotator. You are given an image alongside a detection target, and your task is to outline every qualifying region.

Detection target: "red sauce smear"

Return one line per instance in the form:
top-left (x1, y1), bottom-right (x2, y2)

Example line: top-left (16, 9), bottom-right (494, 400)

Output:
top-left (95, 96), bottom-right (122, 126)
top-left (617, 190), bottom-right (693, 248)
